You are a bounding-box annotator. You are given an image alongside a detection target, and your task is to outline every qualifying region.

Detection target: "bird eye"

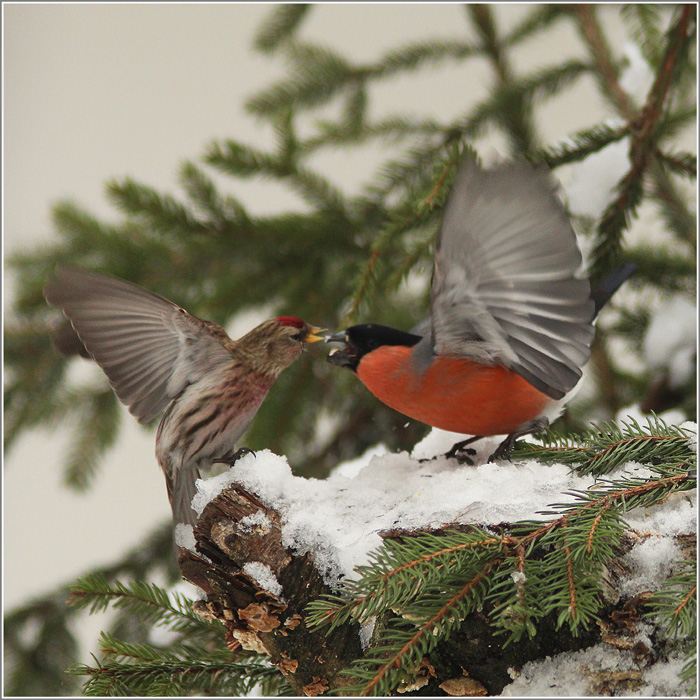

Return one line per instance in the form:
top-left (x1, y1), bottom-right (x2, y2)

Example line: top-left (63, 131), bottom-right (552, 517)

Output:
top-left (291, 332), bottom-right (302, 341)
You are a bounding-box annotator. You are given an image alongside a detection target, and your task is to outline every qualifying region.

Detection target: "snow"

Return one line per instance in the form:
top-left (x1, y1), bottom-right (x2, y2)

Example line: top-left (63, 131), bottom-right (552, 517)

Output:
top-left (643, 295), bottom-right (697, 387)
top-left (565, 134), bottom-right (630, 219)
top-left (619, 535), bottom-right (682, 597)
top-left (238, 510), bottom-right (272, 532)
top-left (174, 523), bottom-right (196, 551)
top-left (242, 562), bottom-right (284, 598)
top-left (624, 487), bottom-right (696, 537)
top-left (191, 425), bottom-right (696, 589)
top-left (359, 617), bottom-right (377, 651)
top-left (501, 644), bottom-right (691, 696)
top-left (193, 437), bottom-right (591, 584)
top-left (186, 419), bottom-right (695, 696)
top-left (682, 420), bottom-right (697, 453)
top-left (619, 42), bottom-right (654, 103)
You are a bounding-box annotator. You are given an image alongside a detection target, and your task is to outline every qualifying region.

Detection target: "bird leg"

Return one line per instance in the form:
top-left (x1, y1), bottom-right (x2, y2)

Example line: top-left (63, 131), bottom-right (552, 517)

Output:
top-left (488, 417), bottom-right (550, 463)
top-left (444, 435), bottom-right (483, 465)
top-left (213, 447), bottom-right (256, 467)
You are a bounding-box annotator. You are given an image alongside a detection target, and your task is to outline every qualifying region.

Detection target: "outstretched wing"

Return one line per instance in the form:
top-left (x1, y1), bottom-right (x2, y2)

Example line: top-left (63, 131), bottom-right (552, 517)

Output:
top-left (45, 266), bottom-right (232, 423)
top-left (430, 157), bottom-right (595, 400)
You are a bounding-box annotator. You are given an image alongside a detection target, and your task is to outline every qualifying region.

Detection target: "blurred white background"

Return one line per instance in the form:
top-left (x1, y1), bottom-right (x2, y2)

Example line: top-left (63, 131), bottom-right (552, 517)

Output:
top-left (3, 1), bottom-right (649, 646)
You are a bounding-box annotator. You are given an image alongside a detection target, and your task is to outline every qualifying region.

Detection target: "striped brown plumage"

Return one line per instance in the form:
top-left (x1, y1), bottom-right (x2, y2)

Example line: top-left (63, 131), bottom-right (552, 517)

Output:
top-left (44, 266), bottom-right (323, 527)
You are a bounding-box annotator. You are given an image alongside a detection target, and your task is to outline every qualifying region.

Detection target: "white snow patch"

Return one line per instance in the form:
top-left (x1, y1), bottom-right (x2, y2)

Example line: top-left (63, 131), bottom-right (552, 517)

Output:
top-left (359, 616), bottom-right (377, 651)
top-left (681, 421), bottom-right (697, 452)
top-left (174, 523), bottom-right (196, 552)
top-left (643, 295), bottom-right (697, 387)
top-left (624, 488), bottom-right (696, 538)
top-left (619, 535), bottom-right (681, 597)
top-left (566, 135), bottom-right (630, 219)
top-left (238, 510), bottom-right (271, 533)
top-left (619, 42), bottom-right (654, 102)
top-left (501, 643), bottom-right (691, 696)
top-left (192, 432), bottom-right (694, 589)
top-left (332, 443), bottom-right (389, 479)
top-left (242, 562), bottom-right (283, 598)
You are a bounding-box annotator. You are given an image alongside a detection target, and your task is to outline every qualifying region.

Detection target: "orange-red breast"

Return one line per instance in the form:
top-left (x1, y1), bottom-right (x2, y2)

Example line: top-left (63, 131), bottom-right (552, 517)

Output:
top-left (327, 156), bottom-right (635, 461)
top-left (45, 266), bottom-right (324, 526)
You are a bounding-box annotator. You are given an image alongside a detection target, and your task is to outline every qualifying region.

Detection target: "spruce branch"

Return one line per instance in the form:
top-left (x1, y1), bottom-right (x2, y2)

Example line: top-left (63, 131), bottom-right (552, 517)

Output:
top-left (373, 40), bottom-right (478, 77)
top-left (64, 388), bottom-right (121, 491)
top-left (343, 557), bottom-right (502, 697)
top-left (310, 419), bottom-right (695, 683)
top-left (575, 4), bottom-right (635, 119)
top-left (105, 178), bottom-right (208, 237)
top-left (307, 530), bottom-right (513, 632)
top-left (624, 243), bottom-right (696, 292)
top-left (303, 115), bottom-right (445, 152)
top-left (468, 3), bottom-right (538, 154)
top-left (254, 3), bottom-right (310, 54)
top-left (246, 41), bottom-right (357, 116)
top-left (514, 416), bottom-right (696, 476)
top-left (654, 148), bottom-right (697, 179)
top-left (69, 653), bottom-right (281, 697)
top-left (69, 575), bottom-right (221, 641)
top-left (503, 4), bottom-right (567, 47)
top-left (620, 4), bottom-right (666, 66)
top-left (648, 160), bottom-right (697, 248)
top-left (454, 59), bottom-right (590, 147)
top-left (537, 123), bottom-right (630, 169)
top-left (205, 138), bottom-right (283, 178)
top-left (178, 160), bottom-right (251, 232)
top-left (591, 5), bottom-right (695, 277)
top-left (645, 559), bottom-right (697, 640)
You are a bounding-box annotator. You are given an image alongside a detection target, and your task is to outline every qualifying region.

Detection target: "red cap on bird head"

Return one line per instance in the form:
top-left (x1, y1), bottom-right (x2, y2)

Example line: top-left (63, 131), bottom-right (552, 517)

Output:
top-left (276, 316), bottom-right (325, 343)
top-left (276, 316), bottom-right (306, 329)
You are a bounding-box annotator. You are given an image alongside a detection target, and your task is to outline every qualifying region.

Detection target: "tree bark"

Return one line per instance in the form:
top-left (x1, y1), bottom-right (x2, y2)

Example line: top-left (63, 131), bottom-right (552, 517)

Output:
top-left (178, 484), bottom-right (362, 696)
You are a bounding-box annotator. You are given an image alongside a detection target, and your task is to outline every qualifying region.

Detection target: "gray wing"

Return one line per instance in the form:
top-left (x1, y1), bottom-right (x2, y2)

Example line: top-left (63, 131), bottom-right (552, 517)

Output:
top-left (429, 157), bottom-right (595, 400)
top-left (44, 266), bottom-right (232, 423)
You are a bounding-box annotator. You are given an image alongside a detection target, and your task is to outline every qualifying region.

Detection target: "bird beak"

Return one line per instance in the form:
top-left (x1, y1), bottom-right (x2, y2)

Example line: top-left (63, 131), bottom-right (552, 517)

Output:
top-left (305, 326), bottom-right (326, 344)
top-left (324, 331), bottom-right (346, 344)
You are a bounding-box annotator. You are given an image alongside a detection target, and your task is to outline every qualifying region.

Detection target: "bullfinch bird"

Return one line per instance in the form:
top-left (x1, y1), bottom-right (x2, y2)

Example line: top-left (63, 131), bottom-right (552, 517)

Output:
top-left (45, 266), bottom-right (324, 526)
top-left (326, 155), bottom-right (635, 462)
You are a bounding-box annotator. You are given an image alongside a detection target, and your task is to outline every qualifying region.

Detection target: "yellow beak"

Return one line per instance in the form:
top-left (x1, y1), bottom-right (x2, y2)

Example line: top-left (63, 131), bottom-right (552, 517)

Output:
top-left (306, 326), bottom-right (326, 344)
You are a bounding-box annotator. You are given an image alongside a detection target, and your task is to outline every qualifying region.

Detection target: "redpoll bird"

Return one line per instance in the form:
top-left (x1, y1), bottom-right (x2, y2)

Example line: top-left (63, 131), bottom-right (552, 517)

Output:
top-left (44, 266), bottom-right (324, 526)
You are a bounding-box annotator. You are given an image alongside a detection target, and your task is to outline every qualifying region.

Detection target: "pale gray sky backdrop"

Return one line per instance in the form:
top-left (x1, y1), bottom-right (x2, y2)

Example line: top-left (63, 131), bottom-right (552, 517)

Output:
top-left (3, 1), bottom-right (650, 640)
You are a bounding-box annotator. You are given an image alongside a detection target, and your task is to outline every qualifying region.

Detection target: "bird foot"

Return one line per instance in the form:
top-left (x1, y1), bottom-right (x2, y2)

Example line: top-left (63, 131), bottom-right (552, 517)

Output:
top-left (214, 447), bottom-right (256, 467)
top-left (488, 417), bottom-right (550, 463)
top-left (487, 439), bottom-right (515, 463)
top-left (444, 436), bottom-right (482, 465)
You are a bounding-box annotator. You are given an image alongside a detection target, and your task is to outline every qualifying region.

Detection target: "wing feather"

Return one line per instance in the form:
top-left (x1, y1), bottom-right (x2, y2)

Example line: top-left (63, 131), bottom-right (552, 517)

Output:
top-left (430, 156), bottom-right (595, 398)
top-left (44, 266), bottom-right (232, 423)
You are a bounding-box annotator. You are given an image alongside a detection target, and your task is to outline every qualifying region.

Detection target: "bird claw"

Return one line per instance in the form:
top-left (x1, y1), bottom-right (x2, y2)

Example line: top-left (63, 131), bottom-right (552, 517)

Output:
top-left (488, 434), bottom-right (518, 463)
top-left (230, 447), bottom-right (255, 464)
top-left (451, 447), bottom-right (476, 466)
top-left (214, 447), bottom-right (256, 467)
top-left (444, 436), bottom-right (482, 465)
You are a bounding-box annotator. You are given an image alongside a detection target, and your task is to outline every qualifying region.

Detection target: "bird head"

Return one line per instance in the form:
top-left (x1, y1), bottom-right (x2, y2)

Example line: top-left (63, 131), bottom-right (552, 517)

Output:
top-left (325, 324), bottom-right (422, 372)
top-left (236, 317), bottom-right (325, 376)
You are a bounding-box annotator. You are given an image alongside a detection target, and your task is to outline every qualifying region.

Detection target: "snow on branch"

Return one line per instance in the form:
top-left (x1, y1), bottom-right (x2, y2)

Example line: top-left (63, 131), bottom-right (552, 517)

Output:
top-left (178, 418), bottom-right (696, 696)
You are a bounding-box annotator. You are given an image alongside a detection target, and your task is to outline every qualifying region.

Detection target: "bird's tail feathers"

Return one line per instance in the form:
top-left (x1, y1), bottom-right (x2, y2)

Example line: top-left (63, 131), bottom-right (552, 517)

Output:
top-left (165, 462), bottom-right (201, 528)
top-left (591, 262), bottom-right (637, 317)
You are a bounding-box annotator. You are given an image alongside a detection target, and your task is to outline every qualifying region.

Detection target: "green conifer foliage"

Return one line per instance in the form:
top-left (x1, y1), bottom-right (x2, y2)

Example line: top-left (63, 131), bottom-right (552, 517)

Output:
top-left (4, 4), bottom-right (695, 696)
